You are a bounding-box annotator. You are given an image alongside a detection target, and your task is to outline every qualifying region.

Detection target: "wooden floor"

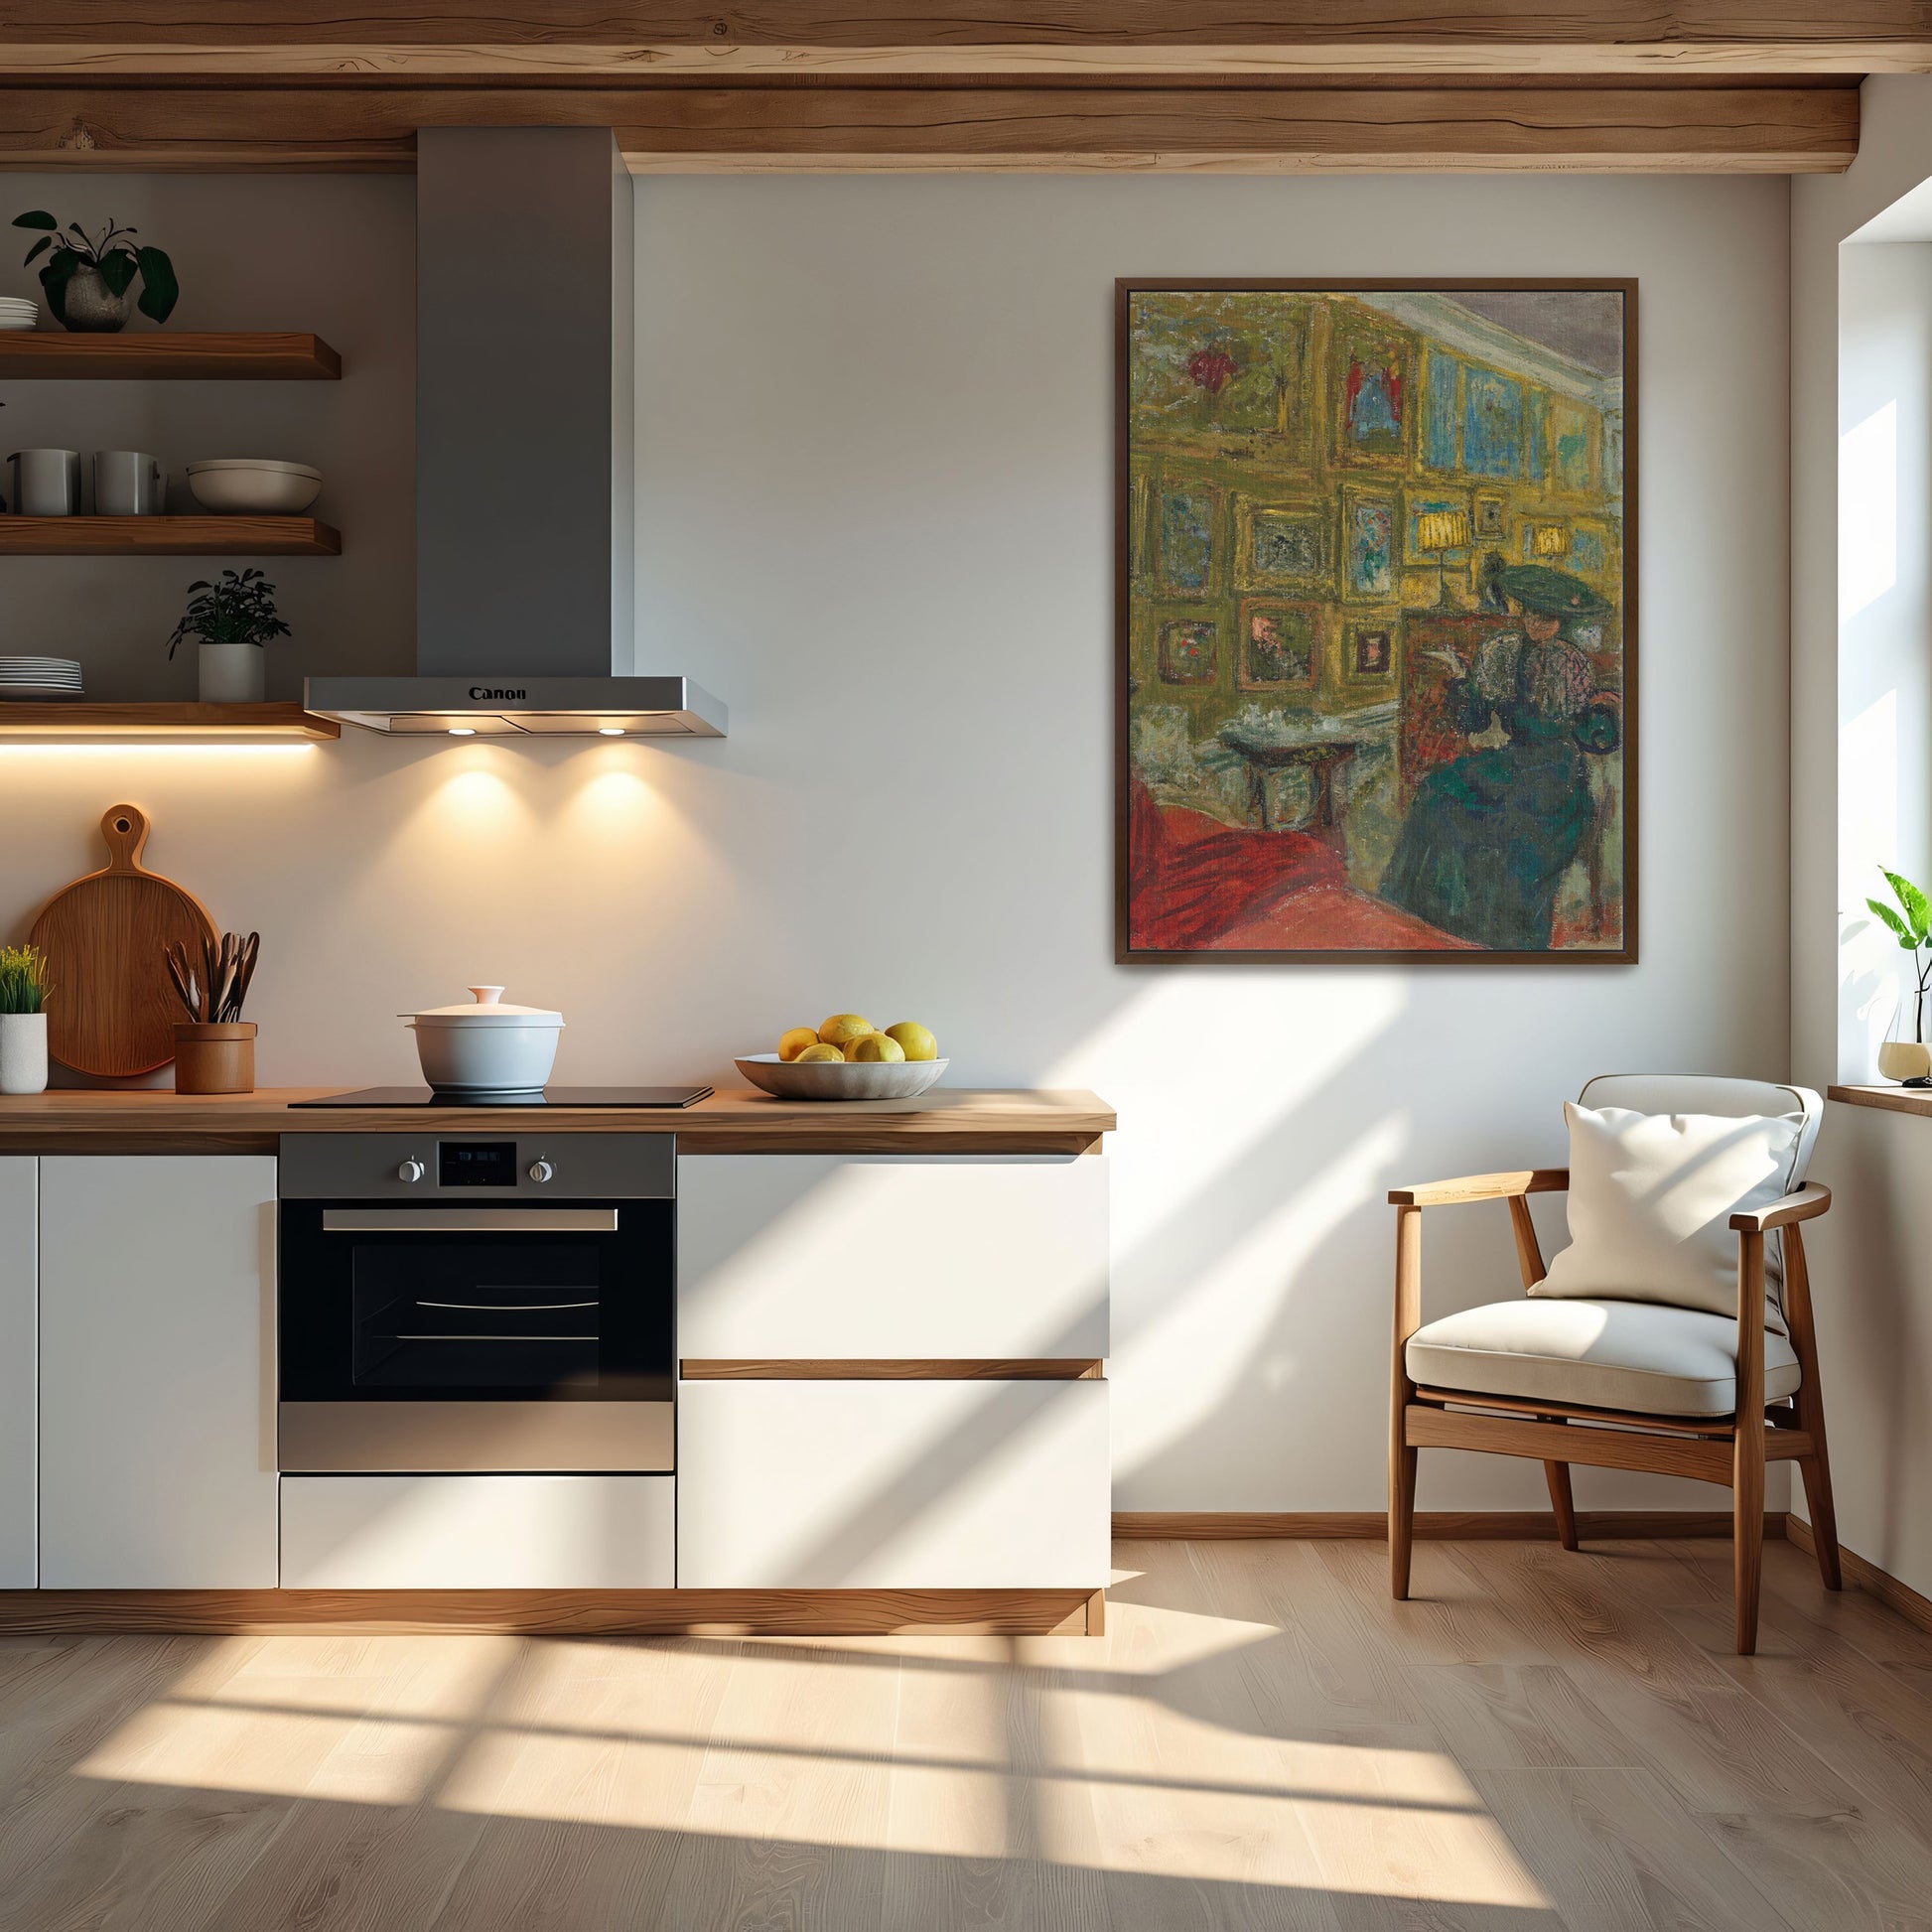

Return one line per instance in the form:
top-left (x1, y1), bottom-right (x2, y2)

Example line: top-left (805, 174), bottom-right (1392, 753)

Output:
top-left (3, 1536), bottom-right (1930, 1929)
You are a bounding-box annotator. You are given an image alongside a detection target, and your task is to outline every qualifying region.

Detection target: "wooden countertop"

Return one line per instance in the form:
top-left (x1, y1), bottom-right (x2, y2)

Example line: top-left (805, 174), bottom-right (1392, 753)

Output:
top-left (0, 1087), bottom-right (1116, 1157)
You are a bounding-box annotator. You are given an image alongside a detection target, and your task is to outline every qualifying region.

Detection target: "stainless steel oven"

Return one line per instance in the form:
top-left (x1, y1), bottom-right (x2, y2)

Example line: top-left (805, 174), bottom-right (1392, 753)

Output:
top-left (278, 1134), bottom-right (674, 1472)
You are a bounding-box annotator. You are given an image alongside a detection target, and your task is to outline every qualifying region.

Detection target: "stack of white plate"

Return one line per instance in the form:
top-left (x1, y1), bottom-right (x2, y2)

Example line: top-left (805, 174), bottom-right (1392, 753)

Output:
top-left (0, 297), bottom-right (40, 333)
top-left (0, 656), bottom-right (84, 701)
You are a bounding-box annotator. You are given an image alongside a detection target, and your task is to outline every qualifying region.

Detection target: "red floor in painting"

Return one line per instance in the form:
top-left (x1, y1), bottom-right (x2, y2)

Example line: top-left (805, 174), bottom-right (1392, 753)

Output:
top-left (1127, 778), bottom-right (1472, 953)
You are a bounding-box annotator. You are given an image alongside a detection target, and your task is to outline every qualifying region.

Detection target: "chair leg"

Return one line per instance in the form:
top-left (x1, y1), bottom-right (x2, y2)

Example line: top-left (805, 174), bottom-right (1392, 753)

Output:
top-left (1783, 1226), bottom-right (1843, 1591)
top-left (1390, 1442), bottom-right (1418, 1599)
top-left (1545, 1459), bottom-right (1580, 1551)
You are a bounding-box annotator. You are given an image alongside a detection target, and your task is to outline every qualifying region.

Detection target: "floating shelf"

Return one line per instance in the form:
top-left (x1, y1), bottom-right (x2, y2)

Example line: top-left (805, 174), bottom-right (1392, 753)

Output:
top-left (0, 332), bottom-right (341, 380)
top-left (0, 517), bottom-right (341, 556)
top-left (0, 703), bottom-right (339, 741)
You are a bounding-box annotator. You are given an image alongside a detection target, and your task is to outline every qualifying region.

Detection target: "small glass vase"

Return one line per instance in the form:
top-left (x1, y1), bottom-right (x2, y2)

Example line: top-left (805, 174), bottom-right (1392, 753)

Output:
top-left (1878, 985), bottom-right (1932, 1086)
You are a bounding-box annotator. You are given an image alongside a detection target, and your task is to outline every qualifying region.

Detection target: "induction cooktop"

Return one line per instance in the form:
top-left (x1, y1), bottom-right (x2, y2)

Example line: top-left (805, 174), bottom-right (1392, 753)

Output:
top-left (289, 1086), bottom-right (714, 1109)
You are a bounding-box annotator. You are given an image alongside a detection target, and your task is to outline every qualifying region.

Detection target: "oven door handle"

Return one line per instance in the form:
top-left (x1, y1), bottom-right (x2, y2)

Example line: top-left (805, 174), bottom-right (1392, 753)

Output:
top-left (320, 1208), bottom-right (620, 1233)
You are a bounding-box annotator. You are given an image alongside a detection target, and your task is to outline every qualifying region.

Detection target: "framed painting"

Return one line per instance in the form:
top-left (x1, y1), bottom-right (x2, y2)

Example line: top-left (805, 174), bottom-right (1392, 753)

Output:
top-left (1119, 279), bottom-right (1637, 964)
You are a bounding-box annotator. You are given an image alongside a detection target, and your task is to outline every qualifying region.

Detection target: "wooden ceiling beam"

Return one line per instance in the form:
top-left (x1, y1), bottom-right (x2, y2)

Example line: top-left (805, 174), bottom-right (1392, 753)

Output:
top-left (0, 80), bottom-right (1860, 175)
top-left (0, 3), bottom-right (1925, 79)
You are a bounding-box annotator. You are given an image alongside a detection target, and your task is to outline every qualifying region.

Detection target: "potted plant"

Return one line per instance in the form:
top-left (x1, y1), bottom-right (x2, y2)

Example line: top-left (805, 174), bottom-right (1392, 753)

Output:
top-left (166, 569), bottom-right (290, 703)
top-left (0, 945), bottom-right (51, 1096)
top-left (11, 210), bottom-right (178, 334)
top-left (1868, 866), bottom-right (1932, 1085)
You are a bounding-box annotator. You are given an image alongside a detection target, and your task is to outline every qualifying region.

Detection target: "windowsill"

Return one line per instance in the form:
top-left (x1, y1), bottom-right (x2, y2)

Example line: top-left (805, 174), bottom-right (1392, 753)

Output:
top-left (1828, 1084), bottom-right (1932, 1119)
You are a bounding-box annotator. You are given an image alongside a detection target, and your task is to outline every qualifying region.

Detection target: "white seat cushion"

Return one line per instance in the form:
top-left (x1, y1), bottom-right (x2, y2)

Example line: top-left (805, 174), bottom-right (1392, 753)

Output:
top-left (1406, 1297), bottom-right (1801, 1418)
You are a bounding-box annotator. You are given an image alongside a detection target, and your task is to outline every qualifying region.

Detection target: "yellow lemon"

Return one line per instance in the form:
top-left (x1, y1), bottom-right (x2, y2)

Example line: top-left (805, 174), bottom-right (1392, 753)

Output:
top-left (793, 1042), bottom-right (846, 1063)
top-left (847, 1032), bottom-right (905, 1063)
top-left (885, 1022), bottom-right (937, 1061)
top-left (778, 1026), bottom-right (820, 1063)
top-left (818, 1013), bottom-right (874, 1047)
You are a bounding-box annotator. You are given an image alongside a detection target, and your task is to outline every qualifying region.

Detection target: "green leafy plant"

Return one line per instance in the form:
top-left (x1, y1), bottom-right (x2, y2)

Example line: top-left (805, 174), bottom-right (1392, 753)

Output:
top-left (0, 945), bottom-right (51, 1017)
top-left (1867, 866), bottom-right (1932, 1042)
top-left (12, 209), bottom-right (178, 325)
top-left (166, 569), bottom-right (291, 659)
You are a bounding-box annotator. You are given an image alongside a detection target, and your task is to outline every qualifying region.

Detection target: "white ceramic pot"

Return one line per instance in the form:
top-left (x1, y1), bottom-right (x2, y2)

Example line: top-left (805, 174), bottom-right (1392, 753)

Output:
top-left (402, 985), bottom-right (564, 1097)
top-left (0, 1013), bottom-right (49, 1095)
top-left (199, 641), bottom-right (267, 703)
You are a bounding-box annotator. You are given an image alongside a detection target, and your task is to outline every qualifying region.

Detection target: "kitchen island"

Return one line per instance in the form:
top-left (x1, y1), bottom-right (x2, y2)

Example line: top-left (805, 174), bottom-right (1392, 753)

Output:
top-left (0, 1086), bottom-right (1115, 1636)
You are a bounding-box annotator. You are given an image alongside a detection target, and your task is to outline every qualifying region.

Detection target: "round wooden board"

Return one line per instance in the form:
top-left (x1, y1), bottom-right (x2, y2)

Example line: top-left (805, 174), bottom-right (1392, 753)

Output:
top-left (29, 803), bottom-right (217, 1078)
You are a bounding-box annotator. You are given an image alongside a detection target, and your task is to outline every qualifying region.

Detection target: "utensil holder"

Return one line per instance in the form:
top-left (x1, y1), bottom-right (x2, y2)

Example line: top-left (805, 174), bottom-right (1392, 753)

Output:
top-left (174, 1022), bottom-right (256, 1095)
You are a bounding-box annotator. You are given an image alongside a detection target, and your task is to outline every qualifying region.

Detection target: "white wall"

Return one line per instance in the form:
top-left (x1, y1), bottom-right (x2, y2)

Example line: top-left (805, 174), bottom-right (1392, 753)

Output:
top-left (0, 171), bottom-right (1791, 1511)
top-left (1792, 76), bottom-right (1932, 1598)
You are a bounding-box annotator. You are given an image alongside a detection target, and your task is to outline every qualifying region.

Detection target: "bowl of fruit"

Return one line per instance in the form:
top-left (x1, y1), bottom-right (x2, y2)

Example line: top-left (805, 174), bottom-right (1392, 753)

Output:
top-left (737, 1014), bottom-right (947, 1101)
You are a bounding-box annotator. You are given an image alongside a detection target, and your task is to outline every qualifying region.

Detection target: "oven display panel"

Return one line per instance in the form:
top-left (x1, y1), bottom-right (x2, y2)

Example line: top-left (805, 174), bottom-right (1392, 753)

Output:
top-left (439, 1141), bottom-right (518, 1187)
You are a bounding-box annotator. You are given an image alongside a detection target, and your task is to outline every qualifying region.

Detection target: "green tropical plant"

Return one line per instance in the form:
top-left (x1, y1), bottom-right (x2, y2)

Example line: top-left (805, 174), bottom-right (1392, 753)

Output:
top-left (1867, 866), bottom-right (1932, 1043)
top-left (0, 945), bottom-right (51, 1017)
top-left (166, 569), bottom-right (291, 659)
top-left (11, 209), bottom-right (178, 325)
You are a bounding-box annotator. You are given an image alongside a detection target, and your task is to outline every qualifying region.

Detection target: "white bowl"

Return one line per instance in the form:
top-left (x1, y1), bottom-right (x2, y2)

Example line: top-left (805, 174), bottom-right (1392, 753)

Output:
top-left (735, 1052), bottom-right (948, 1102)
top-left (187, 461), bottom-right (323, 514)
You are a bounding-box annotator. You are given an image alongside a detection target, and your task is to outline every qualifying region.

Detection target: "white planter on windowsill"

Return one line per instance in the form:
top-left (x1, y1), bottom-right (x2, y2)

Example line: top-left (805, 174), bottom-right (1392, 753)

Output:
top-left (0, 1013), bottom-right (48, 1095)
top-left (198, 642), bottom-right (266, 705)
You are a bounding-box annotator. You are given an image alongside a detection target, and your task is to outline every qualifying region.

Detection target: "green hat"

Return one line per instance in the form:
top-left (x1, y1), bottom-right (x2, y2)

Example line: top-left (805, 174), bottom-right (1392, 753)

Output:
top-left (1492, 564), bottom-right (1609, 620)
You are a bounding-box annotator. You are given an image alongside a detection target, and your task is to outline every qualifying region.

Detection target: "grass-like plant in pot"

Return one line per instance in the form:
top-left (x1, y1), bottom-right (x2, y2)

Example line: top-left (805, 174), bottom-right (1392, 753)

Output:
top-left (0, 944), bottom-right (52, 1096)
top-left (12, 210), bottom-right (178, 333)
top-left (167, 568), bottom-right (290, 704)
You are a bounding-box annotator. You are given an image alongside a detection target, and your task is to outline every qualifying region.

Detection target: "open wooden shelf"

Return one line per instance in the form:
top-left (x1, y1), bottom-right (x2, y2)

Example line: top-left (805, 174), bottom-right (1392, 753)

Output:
top-left (0, 517), bottom-right (340, 556)
top-left (0, 332), bottom-right (340, 380)
top-left (0, 703), bottom-right (339, 741)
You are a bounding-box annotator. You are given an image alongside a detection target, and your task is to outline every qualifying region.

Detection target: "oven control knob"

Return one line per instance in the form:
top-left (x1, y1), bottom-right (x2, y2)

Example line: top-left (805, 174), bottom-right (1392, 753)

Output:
top-left (396, 1158), bottom-right (425, 1183)
top-left (528, 1158), bottom-right (555, 1184)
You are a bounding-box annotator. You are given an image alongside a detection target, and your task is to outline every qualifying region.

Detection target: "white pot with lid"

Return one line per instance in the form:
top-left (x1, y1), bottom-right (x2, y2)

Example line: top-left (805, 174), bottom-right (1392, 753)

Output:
top-left (401, 985), bottom-right (564, 1097)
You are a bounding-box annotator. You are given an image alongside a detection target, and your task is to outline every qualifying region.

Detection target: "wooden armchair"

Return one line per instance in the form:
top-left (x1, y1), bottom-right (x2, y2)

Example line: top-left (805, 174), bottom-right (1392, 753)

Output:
top-left (1388, 1075), bottom-right (1841, 1655)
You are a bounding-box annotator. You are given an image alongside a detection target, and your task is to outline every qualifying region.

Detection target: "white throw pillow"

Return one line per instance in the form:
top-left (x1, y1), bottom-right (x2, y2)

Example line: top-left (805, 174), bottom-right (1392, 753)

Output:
top-left (1534, 1103), bottom-right (1803, 1326)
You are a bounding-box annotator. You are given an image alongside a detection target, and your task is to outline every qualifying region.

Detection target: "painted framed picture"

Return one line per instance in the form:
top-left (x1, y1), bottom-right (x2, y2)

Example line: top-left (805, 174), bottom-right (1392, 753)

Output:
top-left (1158, 618), bottom-right (1218, 685)
top-left (1344, 618), bottom-right (1399, 685)
top-left (1236, 600), bottom-right (1320, 690)
top-left (1341, 487), bottom-right (1397, 599)
top-left (1119, 280), bottom-right (1637, 963)
top-left (1237, 499), bottom-right (1330, 588)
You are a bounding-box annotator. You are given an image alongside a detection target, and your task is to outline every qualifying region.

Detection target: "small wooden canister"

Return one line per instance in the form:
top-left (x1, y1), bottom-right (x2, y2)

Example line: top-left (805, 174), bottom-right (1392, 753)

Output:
top-left (174, 1022), bottom-right (256, 1095)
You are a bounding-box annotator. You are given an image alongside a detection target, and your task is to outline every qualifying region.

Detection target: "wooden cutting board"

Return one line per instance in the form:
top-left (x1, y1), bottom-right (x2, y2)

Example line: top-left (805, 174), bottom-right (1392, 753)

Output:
top-left (30, 803), bottom-right (217, 1077)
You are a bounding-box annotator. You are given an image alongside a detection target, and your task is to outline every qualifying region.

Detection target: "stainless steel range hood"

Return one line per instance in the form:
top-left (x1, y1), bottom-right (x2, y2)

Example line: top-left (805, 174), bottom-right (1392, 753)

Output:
top-left (306, 128), bottom-right (725, 742)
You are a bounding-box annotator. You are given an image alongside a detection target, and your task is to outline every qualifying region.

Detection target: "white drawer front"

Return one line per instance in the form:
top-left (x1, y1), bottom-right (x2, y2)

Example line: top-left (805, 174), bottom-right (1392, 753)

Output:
top-left (281, 1475), bottom-right (674, 1589)
top-left (677, 1378), bottom-right (1109, 1589)
top-left (677, 1156), bottom-right (1108, 1359)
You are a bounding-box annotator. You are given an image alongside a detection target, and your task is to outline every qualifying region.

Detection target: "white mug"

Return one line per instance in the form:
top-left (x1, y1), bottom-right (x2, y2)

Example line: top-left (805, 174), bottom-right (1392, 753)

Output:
top-left (6, 448), bottom-right (81, 516)
top-left (94, 449), bottom-right (163, 516)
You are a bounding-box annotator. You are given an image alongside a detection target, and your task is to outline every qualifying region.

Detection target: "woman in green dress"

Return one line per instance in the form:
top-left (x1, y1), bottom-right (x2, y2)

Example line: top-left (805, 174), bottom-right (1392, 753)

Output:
top-left (1380, 564), bottom-right (1618, 952)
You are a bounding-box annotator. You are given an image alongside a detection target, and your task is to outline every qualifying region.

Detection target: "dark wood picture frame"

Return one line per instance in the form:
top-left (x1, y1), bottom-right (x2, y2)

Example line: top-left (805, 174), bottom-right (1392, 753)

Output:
top-left (1116, 278), bottom-right (1638, 966)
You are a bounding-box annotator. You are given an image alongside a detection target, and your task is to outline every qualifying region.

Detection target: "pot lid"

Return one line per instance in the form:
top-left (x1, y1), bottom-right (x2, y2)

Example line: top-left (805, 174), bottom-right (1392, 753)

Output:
top-left (401, 984), bottom-right (565, 1026)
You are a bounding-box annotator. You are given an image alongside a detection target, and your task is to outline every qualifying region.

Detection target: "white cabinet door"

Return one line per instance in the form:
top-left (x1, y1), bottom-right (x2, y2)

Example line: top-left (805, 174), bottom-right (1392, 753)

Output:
top-left (677, 1156), bottom-right (1109, 1359)
top-left (677, 1377), bottom-right (1110, 1588)
top-left (40, 1157), bottom-right (278, 1589)
top-left (0, 1160), bottom-right (35, 1587)
top-left (281, 1475), bottom-right (675, 1589)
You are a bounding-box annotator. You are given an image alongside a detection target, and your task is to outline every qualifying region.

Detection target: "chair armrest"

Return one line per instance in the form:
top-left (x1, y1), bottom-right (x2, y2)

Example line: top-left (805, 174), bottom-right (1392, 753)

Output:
top-left (1728, 1182), bottom-right (1832, 1234)
top-left (1389, 1170), bottom-right (1569, 1208)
